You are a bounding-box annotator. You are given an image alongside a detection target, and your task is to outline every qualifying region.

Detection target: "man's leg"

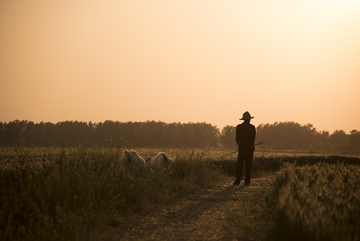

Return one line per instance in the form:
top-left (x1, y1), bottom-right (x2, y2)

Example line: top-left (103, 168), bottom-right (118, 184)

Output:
top-left (244, 152), bottom-right (253, 184)
top-left (234, 153), bottom-right (245, 185)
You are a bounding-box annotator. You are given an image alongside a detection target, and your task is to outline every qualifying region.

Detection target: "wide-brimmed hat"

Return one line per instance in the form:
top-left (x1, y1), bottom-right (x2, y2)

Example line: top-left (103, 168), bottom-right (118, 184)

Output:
top-left (240, 111), bottom-right (254, 120)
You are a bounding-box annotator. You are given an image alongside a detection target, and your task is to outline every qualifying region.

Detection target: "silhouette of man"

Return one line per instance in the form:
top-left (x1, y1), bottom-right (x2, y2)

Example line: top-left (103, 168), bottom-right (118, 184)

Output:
top-left (233, 111), bottom-right (256, 186)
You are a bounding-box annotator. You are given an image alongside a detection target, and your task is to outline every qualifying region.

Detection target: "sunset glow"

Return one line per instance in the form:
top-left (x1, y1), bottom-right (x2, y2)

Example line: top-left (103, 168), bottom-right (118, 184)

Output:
top-left (1, 0), bottom-right (359, 133)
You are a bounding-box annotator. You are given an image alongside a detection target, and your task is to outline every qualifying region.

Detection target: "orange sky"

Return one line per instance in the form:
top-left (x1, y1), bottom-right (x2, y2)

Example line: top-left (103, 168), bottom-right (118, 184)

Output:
top-left (1, 0), bottom-right (360, 133)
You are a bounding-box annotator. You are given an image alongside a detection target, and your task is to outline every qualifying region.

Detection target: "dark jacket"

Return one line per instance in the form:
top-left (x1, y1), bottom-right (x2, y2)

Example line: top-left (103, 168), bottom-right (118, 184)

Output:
top-left (236, 122), bottom-right (256, 153)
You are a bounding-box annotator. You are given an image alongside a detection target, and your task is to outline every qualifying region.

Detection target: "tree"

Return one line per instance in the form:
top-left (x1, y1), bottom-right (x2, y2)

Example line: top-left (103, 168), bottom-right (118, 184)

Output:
top-left (220, 125), bottom-right (237, 149)
top-left (349, 130), bottom-right (360, 152)
top-left (23, 121), bottom-right (36, 146)
top-left (0, 122), bottom-right (4, 146)
top-left (314, 130), bottom-right (330, 150)
top-left (2, 120), bottom-right (27, 146)
top-left (329, 130), bottom-right (348, 151)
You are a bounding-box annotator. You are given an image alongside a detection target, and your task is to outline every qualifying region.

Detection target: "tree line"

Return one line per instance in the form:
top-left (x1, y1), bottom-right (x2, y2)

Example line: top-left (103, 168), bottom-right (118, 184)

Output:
top-left (221, 122), bottom-right (360, 153)
top-left (0, 120), bottom-right (218, 148)
top-left (0, 120), bottom-right (359, 153)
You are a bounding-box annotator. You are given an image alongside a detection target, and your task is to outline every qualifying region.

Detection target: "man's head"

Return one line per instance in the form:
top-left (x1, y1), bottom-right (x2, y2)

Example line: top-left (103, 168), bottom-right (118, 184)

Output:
top-left (240, 111), bottom-right (254, 123)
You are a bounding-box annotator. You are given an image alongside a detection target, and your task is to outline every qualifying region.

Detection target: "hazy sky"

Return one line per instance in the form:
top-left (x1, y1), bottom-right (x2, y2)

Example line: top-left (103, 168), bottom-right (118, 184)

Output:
top-left (1, 0), bottom-right (360, 133)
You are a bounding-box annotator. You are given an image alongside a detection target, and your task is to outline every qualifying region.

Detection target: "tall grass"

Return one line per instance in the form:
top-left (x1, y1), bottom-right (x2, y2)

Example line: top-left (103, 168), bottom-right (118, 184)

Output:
top-left (0, 147), bottom-right (223, 240)
top-left (269, 162), bottom-right (360, 241)
top-left (3, 147), bottom-right (359, 240)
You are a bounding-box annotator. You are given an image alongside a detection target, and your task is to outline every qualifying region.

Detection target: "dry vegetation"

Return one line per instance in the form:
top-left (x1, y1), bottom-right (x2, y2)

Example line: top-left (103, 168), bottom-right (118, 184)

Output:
top-left (269, 162), bottom-right (360, 241)
top-left (1, 147), bottom-right (360, 240)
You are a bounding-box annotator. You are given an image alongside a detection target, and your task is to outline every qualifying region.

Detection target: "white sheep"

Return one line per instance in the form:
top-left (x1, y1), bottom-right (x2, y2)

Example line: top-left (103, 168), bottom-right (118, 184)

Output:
top-left (146, 152), bottom-right (175, 170)
top-left (120, 150), bottom-right (146, 172)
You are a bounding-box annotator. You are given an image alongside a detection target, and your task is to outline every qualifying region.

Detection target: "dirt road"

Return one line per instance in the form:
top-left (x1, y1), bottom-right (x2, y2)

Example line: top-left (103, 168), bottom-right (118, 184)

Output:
top-left (96, 175), bottom-right (276, 241)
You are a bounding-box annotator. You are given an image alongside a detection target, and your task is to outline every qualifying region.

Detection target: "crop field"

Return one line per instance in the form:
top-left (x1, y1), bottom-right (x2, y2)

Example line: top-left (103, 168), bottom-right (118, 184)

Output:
top-left (269, 162), bottom-right (360, 241)
top-left (0, 147), bottom-right (226, 240)
top-left (1, 146), bottom-right (360, 240)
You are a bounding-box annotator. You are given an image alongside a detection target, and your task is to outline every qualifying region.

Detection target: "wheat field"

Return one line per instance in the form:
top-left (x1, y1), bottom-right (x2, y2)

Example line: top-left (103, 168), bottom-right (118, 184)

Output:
top-left (1, 146), bottom-right (359, 240)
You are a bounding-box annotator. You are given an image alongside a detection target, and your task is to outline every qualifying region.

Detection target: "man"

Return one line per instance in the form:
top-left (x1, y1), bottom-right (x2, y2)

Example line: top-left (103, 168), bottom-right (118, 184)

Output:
top-left (233, 111), bottom-right (256, 186)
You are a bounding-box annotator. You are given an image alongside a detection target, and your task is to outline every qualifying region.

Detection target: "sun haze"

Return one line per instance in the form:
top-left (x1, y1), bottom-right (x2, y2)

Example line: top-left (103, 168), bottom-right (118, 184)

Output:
top-left (1, 0), bottom-right (359, 133)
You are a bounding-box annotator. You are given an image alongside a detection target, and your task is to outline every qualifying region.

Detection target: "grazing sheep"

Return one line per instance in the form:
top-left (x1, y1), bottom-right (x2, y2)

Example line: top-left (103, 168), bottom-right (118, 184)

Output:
top-left (120, 150), bottom-right (146, 172)
top-left (146, 152), bottom-right (175, 170)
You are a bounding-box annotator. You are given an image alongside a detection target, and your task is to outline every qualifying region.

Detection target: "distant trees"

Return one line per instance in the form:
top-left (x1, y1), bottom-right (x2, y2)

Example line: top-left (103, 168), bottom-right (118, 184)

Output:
top-left (0, 120), bottom-right (220, 148)
top-left (1, 120), bottom-right (27, 146)
top-left (0, 120), bottom-right (359, 153)
top-left (254, 122), bottom-right (358, 153)
top-left (349, 130), bottom-right (360, 152)
top-left (256, 122), bottom-right (317, 150)
top-left (219, 125), bottom-right (237, 150)
top-left (219, 121), bottom-right (359, 153)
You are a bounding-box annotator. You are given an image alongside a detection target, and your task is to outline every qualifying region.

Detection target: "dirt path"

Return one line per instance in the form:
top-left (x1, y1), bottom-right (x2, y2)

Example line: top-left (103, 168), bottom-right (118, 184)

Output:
top-left (96, 175), bottom-right (276, 241)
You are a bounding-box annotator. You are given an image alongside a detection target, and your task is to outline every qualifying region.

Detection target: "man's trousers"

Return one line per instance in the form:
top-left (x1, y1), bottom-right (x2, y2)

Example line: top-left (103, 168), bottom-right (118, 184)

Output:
top-left (234, 151), bottom-right (254, 185)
